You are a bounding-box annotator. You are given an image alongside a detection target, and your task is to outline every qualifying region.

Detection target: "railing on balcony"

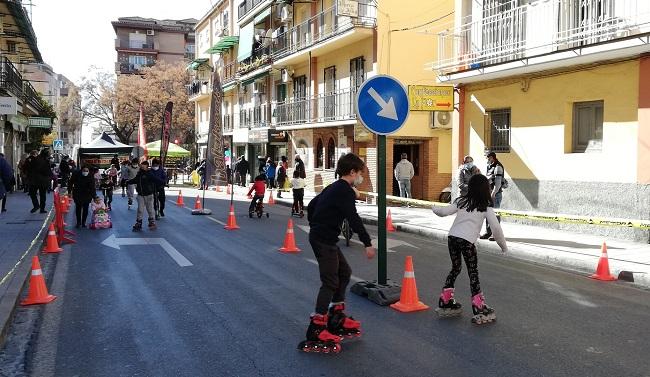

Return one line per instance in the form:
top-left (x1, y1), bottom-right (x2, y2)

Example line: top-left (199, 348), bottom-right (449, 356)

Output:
top-left (223, 113), bottom-right (234, 132)
top-left (238, 45), bottom-right (272, 75)
top-left (273, 88), bottom-right (357, 126)
top-left (238, 0), bottom-right (265, 20)
top-left (186, 79), bottom-right (210, 98)
top-left (116, 39), bottom-right (156, 50)
top-left (23, 81), bottom-right (45, 114)
top-left (222, 61), bottom-right (237, 85)
top-left (430, 0), bottom-right (650, 74)
top-left (239, 103), bottom-right (270, 128)
top-left (0, 57), bottom-right (23, 97)
top-left (272, 1), bottom-right (376, 60)
top-left (118, 62), bottom-right (155, 74)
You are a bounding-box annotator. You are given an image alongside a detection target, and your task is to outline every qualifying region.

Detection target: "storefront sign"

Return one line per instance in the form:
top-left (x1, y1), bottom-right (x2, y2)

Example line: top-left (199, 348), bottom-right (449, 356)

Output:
top-left (408, 85), bottom-right (454, 111)
top-left (0, 97), bottom-right (17, 115)
top-left (80, 156), bottom-right (114, 168)
top-left (354, 123), bottom-right (373, 142)
top-left (28, 117), bottom-right (52, 128)
top-left (248, 129), bottom-right (269, 143)
top-left (268, 129), bottom-right (288, 143)
top-left (393, 139), bottom-right (423, 145)
top-left (337, 0), bottom-right (358, 17)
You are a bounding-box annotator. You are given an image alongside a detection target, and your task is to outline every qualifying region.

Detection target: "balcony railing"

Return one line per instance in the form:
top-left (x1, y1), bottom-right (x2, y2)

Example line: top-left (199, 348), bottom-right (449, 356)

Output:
top-left (238, 45), bottom-right (271, 75)
top-left (115, 39), bottom-right (156, 50)
top-left (238, 0), bottom-right (265, 20)
top-left (239, 103), bottom-right (270, 128)
top-left (273, 88), bottom-right (357, 126)
top-left (23, 81), bottom-right (45, 114)
top-left (430, 0), bottom-right (650, 74)
top-left (223, 114), bottom-right (234, 132)
top-left (222, 61), bottom-right (237, 85)
top-left (187, 79), bottom-right (210, 98)
top-left (118, 61), bottom-right (155, 74)
top-left (0, 57), bottom-right (23, 97)
top-left (272, 1), bottom-right (376, 60)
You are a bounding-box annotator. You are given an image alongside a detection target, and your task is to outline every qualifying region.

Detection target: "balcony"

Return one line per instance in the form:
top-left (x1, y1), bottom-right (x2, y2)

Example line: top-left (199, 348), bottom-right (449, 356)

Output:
top-left (0, 57), bottom-right (23, 97)
top-left (117, 62), bottom-right (155, 74)
top-left (223, 114), bottom-right (234, 132)
top-left (238, 0), bottom-right (265, 21)
top-left (238, 45), bottom-right (271, 76)
top-left (23, 81), bottom-right (45, 115)
top-left (222, 61), bottom-right (237, 85)
top-left (429, 0), bottom-right (650, 80)
top-left (239, 103), bottom-right (270, 129)
top-left (272, 1), bottom-right (376, 62)
top-left (273, 88), bottom-right (357, 127)
top-left (187, 79), bottom-right (210, 100)
top-left (115, 39), bottom-right (157, 51)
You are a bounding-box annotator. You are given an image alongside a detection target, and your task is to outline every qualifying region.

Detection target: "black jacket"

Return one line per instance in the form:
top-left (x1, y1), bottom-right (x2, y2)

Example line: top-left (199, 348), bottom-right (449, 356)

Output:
top-left (236, 159), bottom-right (249, 175)
top-left (127, 169), bottom-right (162, 196)
top-left (294, 159), bottom-right (306, 179)
top-left (28, 156), bottom-right (53, 187)
top-left (69, 171), bottom-right (96, 204)
top-left (307, 179), bottom-right (371, 247)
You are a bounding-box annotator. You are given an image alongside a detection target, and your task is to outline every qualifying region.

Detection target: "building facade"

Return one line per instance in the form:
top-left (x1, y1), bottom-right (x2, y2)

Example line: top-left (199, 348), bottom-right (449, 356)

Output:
top-left (113, 17), bottom-right (197, 75)
top-left (429, 0), bottom-right (650, 241)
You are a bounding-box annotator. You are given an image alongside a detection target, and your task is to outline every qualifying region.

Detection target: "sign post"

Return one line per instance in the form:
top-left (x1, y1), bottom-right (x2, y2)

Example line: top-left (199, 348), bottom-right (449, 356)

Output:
top-left (351, 74), bottom-right (409, 305)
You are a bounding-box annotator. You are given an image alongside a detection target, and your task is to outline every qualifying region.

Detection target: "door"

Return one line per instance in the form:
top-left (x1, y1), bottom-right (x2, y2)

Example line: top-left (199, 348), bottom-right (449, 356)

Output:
top-left (324, 66), bottom-right (336, 120)
top-left (392, 144), bottom-right (419, 197)
top-left (293, 75), bottom-right (307, 123)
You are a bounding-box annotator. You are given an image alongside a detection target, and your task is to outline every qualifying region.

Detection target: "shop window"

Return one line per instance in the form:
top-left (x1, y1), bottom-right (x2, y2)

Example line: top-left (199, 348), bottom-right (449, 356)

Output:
top-left (572, 100), bottom-right (603, 153)
top-left (316, 139), bottom-right (324, 169)
top-left (485, 108), bottom-right (511, 153)
top-left (326, 138), bottom-right (335, 169)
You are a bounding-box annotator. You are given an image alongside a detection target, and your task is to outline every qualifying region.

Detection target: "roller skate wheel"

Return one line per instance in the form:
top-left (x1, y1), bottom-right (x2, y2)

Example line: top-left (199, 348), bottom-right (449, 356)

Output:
top-left (332, 344), bottom-right (341, 353)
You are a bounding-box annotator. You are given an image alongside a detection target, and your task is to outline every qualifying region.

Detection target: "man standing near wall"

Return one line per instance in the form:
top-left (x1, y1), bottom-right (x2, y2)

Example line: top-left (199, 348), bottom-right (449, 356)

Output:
top-left (480, 151), bottom-right (506, 241)
top-left (394, 153), bottom-right (415, 199)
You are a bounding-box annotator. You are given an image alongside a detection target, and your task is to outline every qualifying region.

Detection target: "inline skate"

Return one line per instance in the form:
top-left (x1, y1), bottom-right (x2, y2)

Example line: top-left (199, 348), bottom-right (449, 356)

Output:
top-left (297, 314), bottom-right (342, 354)
top-left (435, 288), bottom-right (462, 317)
top-left (148, 218), bottom-right (157, 230)
top-left (471, 293), bottom-right (496, 325)
top-left (128, 198), bottom-right (133, 210)
top-left (132, 219), bottom-right (142, 232)
top-left (327, 303), bottom-right (361, 339)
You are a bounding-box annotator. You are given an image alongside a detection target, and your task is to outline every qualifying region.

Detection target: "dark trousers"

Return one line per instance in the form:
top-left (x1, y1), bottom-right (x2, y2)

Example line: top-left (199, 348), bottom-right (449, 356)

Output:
top-left (310, 236), bottom-right (352, 314)
top-left (157, 188), bottom-right (166, 211)
top-left (249, 195), bottom-right (263, 213)
top-left (103, 191), bottom-right (113, 207)
top-left (75, 202), bottom-right (89, 226)
top-left (29, 184), bottom-right (47, 210)
top-left (1, 195), bottom-right (6, 211)
top-left (292, 188), bottom-right (304, 213)
top-left (443, 236), bottom-right (482, 296)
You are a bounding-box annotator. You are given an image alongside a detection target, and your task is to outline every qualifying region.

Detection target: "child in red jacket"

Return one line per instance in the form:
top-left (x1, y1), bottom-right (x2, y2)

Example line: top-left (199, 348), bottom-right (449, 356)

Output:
top-left (247, 174), bottom-right (267, 214)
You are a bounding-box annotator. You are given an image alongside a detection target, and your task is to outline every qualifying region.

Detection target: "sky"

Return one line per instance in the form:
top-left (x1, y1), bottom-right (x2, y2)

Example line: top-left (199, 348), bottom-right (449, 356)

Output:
top-left (31, 0), bottom-right (213, 84)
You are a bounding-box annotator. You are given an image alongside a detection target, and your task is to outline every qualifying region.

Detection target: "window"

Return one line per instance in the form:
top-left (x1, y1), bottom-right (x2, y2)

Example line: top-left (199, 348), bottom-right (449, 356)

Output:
top-left (316, 139), bottom-right (324, 169)
top-left (223, 11), bottom-right (230, 34)
top-left (7, 41), bottom-right (16, 54)
top-left (485, 109), bottom-right (511, 153)
top-left (326, 138), bottom-right (336, 169)
top-left (128, 55), bottom-right (147, 68)
top-left (324, 66), bottom-right (336, 120)
top-left (573, 100), bottom-right (603, 152)
top-left (350, 57), bottom-right (365, 92)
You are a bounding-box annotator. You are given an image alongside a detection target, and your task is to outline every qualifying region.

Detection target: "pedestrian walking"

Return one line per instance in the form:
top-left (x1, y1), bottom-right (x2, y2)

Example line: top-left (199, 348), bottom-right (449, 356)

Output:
top-left (294, 154), bottom-right (306, 179)
top-left (480, 151), bottom-right (507, 241)
top-left (59, 155), bottom-right (71, 187)
top-left (68, 165), bottom-right (96, 228)
top-left (0, 152), bottom-right (15, 213)
top-left (126, 158), bottom-right (140, 208)
top-left (128, 160), bottom-right (163, 231)
top-left (99, 174), bottom-right (114, 211)
top-left (431, 174), bottom-right (507, 324)
top-left (23, 150), bottom-right (38, 194)
top-left (150, 159), bottom-right (167, 217)
top-left (236, 156), bottom-right (249, 187)
top-left (119, 161), bottom-right (129, 197)
top-left (298, 153), bottom-right (375, 354)
top-left (28, 149), bottom-right (53, 214)
top-left (276, 159), bottom-right (287, 198)
top-left (265, 158), bottom-right (276, 189)
top-left (457, 155), bottom-right (481, 197)
top-left (394, 152), bottom-right (415, 199)
top-left (18, 154), bottom-right (28, 192)
top-left (290, 170), bottom-right (305, 217)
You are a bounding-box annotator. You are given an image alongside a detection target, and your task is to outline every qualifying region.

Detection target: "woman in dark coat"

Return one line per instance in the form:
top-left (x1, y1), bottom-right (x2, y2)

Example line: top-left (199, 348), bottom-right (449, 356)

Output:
top-left (68, 165), bottom-right (96, 228)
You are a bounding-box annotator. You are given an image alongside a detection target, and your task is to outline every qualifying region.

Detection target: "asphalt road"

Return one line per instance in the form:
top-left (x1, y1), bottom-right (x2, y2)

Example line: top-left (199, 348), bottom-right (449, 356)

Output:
top-left (6, 191), bottom-right (650, 377)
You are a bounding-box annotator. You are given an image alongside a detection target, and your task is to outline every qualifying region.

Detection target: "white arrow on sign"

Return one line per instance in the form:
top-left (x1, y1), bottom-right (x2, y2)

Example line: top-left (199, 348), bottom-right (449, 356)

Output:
top-left (368, 87), bottom-right (398, 121)
top-left (101, 234), bottom-right (193, 267)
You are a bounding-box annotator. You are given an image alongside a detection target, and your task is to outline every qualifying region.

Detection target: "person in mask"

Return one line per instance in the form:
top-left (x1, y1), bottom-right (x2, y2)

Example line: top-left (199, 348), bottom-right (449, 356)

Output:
top-left (299, 153), bottom-right (375, 353)
top-left (294, 154), bottom-right (306, 179)
top-left (127, 160), bottom-right (163, 230)
top-left (125, 158), bottom-right (140, 207)
top-left (457, 155), bottom-right (480, 198)
top-left (68, 165), bottom-right (96, 228)
top-left (150, 159), bottom-right (167, 217)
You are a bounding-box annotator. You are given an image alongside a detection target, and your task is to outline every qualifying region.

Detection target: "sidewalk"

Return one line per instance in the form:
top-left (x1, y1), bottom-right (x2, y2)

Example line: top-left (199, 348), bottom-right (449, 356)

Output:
top-left (221, 184), bottom-right (650, 289)
top-left (0, 191), bottom-right (53, 344)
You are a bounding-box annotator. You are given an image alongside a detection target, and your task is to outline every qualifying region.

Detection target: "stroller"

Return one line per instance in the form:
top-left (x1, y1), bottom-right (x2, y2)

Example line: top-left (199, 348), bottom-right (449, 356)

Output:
top-left (89, 198), bottom-right (112, 229)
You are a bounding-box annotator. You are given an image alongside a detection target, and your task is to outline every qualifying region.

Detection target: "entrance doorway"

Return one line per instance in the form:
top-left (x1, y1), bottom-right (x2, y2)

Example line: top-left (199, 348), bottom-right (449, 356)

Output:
top-left (392, 144), bottom-right (420, 197)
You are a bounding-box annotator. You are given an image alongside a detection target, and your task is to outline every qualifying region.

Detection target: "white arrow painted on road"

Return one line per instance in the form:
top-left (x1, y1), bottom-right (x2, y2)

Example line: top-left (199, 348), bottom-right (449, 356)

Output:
top-left (368, 87), bottom-right (398, 120)
top-left (101, 234), bottom-right (193, 267)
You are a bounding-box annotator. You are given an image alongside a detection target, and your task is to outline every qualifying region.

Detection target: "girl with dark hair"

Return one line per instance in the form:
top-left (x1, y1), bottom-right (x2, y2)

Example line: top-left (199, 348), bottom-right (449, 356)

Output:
top-left (432, 174), bottom-right (507, 325)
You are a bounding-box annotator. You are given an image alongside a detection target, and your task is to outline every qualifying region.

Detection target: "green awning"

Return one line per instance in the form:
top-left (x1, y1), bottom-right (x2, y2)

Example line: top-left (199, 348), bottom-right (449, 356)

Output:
top-left (206, 36), bottom-right (240, 54)
top-left (237, 22), bottom-right (255, 62)
top-left (186, 58), bottom-right (210, 71)
top-left (254, 8), bottom-right (271, 24)
top-left (223, 82), bottom-right (238, 92)
top-left (241, 71), bottom-right (269, 86)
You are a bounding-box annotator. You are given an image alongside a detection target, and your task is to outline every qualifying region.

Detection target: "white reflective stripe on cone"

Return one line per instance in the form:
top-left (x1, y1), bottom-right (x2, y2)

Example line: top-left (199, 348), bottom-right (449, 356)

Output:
top-left (287, 229), bottom-right (293, 233)
top-left (48, 231), bottom-right (56, 236)
top-left (404, 271), bottom-right (415, 278)
top-left (32, 269), bottom-right (43, 276)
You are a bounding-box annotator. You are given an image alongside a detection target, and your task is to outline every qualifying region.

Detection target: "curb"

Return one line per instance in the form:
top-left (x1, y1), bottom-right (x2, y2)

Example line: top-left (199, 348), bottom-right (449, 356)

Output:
top-left (274, 197), bottom-right (649, 289)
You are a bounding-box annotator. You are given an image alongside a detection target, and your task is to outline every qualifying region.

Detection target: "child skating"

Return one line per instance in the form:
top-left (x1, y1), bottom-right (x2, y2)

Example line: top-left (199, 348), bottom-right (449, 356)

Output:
top-left (290, 170), bottom-right (305, 217)
top-left (99, 174), bottom-right (114, 210)
top-left (299, 153), bottom-right (375, 354)
top-left (431, 174), bottom-right (507, 324)
top-left (127, 160), bottom-right (163, 231)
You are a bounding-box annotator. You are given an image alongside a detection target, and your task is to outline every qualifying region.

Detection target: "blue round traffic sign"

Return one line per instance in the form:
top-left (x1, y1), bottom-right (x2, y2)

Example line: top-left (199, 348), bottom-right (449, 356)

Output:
top-left (355, 75), bottom-right (409, 135)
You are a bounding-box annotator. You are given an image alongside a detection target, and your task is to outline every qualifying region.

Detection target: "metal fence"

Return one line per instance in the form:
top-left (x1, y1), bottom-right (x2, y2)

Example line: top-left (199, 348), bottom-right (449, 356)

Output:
top-left (0, 57), bottom-right (23, 97)
top-left (273, 88), bottom-right (357, 126)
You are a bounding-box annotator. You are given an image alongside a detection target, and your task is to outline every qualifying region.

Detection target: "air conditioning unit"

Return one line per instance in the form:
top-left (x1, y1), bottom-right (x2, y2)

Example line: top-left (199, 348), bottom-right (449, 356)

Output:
top-left (253, 82), bottom-right (266, 94)
top-left (431, 111), bottom-right (452, 129)
top-left (147, 29), bottom-right (155, 36)
top-left (280, 4), bottom-right (293, 23)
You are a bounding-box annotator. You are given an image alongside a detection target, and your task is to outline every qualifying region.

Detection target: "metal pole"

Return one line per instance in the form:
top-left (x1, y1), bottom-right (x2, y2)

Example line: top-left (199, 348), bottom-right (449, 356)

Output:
top-left (377, 134), bottom-right (387, 285)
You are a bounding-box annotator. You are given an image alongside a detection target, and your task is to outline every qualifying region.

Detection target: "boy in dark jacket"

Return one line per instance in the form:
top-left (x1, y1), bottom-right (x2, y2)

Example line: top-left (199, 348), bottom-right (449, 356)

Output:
top-left (127, 160), bottom-right (163, 230)
top-left (99, 173), bottom-right (115, 210)
top-left (150, 159), bottom-right (167, 217)
top-left (247, 174), bottom-right (266, 214)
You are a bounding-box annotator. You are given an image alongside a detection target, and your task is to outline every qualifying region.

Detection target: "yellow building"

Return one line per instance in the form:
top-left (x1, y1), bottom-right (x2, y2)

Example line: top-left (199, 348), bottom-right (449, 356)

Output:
top-left (429, 0), bottom-right (650, 241)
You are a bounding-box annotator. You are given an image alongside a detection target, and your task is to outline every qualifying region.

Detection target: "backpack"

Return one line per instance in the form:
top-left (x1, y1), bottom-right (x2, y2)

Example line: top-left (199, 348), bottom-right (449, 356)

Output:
top-left (494, 162), bottom-right (508, 189)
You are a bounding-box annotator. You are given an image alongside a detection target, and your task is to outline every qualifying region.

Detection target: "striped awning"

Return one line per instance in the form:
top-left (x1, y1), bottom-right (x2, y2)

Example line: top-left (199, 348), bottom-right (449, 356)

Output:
top-left (206, 36), bottom-right (240, 54)
top-left (186, 58), bottom-right (210, 71)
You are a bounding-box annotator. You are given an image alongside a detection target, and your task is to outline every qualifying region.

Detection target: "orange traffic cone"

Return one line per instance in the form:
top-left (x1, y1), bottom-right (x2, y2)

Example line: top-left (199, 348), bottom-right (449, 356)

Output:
top-left (227, 184), bottom-right (232, 195)
top-left (268, 190), bottom-right (275, 205)
top-left (590, 242), bottom-right (617, 281)
top-left (279, 219), bottom-right (301, 253)
top-left (224, 204), bottom-right (240, 230)
top-left (176, 191), bottom-right (185, 207)
top-left (194, 195), bottom-right (202, 210)
top-left (21, 256), bottom-right (57, 306)
top-left (386, 209), bottom-right (396, 232)
top-left (390, 256), bottom-right (429, 312)
top-left (55, 208), bottom-right (75, 245)
top-left (42, 223), bottom-right (63, 253)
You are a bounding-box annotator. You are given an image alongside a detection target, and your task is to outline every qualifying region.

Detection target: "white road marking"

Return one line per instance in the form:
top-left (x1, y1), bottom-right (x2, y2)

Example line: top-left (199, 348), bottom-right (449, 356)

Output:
top-left (207, 217), bottom-right (226, 226)
top-left (539, 281), bottom-right (597, 308)
top-left (101, 234), bottom-right (193, 267)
